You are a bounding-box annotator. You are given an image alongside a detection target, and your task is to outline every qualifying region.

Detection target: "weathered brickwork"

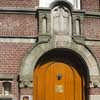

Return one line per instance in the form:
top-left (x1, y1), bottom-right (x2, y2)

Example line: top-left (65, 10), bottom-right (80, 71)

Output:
top-left (82, 0), bottom-right (100, 12)
top-left (0, 0), bottom-right (39, 100)
top-left (0, 43), bottom-right (33, 99)
top-left (11, 81), bottom-right (19, 100)
top-left (89, 46), bottom-right (100, 63)
top-left (0, 0), bottom-right (39, 8)
top-left (0, 14), bottom-right (37, 37)
top-left (0, 0), bottom-right (100, 100)
top-left (0, 43), bottom-right (33, 74)
top-left (83, 17), bottom-right (100, 40)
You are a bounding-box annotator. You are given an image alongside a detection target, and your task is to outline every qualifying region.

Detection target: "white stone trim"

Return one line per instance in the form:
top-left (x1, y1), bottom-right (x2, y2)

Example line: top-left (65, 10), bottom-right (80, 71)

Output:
top-left (89, 95), bottom-right (100, 100)
top-left (0, 38), bottom-right (37, 43)
top-left (85, 41), bottom-right (100, 45)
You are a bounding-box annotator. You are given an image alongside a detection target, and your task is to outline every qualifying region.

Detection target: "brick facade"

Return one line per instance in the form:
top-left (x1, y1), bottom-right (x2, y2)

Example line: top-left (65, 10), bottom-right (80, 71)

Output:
top-left (0, 0), bottom-right (39, 8)
top-left (0, 43), bottom-right (33, 74)
top-left (81, 0), bottom-right (100, 69)
top-left (82, 0), bottom-right (100, 97)
top-left (0, 43), bottom-right (33, 99)
top-left (82, 0), bottom-right (100, 12)
top-left (83, 17), bottom-right (100, 40)
top-left (0, 14), bottom-right (37, 37)
top-left (0, 0), bottom-right (100, 100)
top-left (89, 46), bottom-right (100, 63)
top-left (0, 1), bottom-right (38, 99)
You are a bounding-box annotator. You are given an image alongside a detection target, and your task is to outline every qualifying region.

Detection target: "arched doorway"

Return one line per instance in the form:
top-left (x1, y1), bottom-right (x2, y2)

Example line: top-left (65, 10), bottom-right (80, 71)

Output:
top-left (33, 48), bottom-right (89, 100)
top-left (34, 62), bottom-right (85, 100)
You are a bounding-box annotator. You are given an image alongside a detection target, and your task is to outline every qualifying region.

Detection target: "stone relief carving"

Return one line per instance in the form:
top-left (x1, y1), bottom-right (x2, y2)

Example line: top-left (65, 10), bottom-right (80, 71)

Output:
top-left (52, 5), bottom-right (71, 35)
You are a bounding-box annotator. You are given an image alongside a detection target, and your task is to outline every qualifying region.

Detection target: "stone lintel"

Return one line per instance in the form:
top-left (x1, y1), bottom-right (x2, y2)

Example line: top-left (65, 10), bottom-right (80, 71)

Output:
top-left (0, 74), bottom-right (17, 81)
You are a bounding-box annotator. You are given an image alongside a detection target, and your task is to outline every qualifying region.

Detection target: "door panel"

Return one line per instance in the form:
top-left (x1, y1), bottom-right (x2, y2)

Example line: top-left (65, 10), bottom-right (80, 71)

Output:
top-left (34, 62), bottom-right (84, 100)
top-left (73, 68), bottom-right (83, 100)
top-left (33, 62), bottom-right (54, 100)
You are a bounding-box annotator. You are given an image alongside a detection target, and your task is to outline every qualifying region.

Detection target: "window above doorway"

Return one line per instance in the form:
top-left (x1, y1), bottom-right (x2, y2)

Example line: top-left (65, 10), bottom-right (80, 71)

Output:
top-left (39, 0), bottom-right (80, 9)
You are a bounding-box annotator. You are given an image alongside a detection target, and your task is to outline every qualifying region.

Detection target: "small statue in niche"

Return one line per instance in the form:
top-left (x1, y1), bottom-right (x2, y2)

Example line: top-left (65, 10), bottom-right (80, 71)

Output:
top-left (52, 5), bottom-right (71, 35)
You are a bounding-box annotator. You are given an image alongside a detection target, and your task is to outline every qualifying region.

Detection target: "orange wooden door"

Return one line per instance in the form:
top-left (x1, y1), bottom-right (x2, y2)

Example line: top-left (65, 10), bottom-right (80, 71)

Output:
top-left (33, 62), bottom-right (84, 100)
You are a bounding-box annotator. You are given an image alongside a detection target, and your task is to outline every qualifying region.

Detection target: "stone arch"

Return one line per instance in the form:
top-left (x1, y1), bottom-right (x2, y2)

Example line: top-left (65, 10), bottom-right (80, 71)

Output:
top-left (34, 48), bottom-right (89, 100)
top-left (35, 48), bottom-right (89, 76)
top-left (20, 43), bottom-right (99, 82)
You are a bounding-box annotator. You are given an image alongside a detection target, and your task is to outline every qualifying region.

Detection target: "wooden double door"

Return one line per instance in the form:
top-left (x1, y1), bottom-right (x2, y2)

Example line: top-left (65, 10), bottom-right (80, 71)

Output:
top-left (33, 62), bottom-right (85, 100)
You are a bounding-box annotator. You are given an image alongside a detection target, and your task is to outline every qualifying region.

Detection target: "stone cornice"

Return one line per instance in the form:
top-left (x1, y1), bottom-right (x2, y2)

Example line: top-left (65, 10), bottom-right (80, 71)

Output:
top-left (85, 11), bottom-right (100, 17)
top-left (0, 74), bottom-right (17, 80)
top-left (0, 7), bottom-right (37, 14)
top-left (0, 37), bottom-right (37, 43)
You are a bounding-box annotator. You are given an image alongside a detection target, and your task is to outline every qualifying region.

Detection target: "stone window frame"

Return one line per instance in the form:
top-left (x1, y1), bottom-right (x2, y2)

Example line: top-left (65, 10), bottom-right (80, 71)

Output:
top-left (2, 82), bottom-right (12, 96)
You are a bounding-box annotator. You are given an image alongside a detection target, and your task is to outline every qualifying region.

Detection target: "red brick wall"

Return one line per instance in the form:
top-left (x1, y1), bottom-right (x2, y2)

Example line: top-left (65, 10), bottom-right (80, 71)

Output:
top-left (0, 1), bottom-right (38, 98)
top-left (0, 0), bottom-right (100, 98)
top-left (12, 81), bottom-right (19, 100)
top-left (89, 45), bottom-right (100, 63)
top-left (83, 17), bottom-right (100, 40)
top-left (82, 0), bottom-right (100, 11)
top-left (0, 0), bottom-right (39, 8)
top-left (0, 43), bottom-right (33, 74)
top-left (0, 42), bottom-right (33, 99)
top-left (0, 14), bottom-right (37, 37)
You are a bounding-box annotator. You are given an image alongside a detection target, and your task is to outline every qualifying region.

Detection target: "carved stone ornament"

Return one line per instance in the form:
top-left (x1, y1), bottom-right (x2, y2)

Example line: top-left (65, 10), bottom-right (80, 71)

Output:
top-left (52, 5), bottom-right (71, 35)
